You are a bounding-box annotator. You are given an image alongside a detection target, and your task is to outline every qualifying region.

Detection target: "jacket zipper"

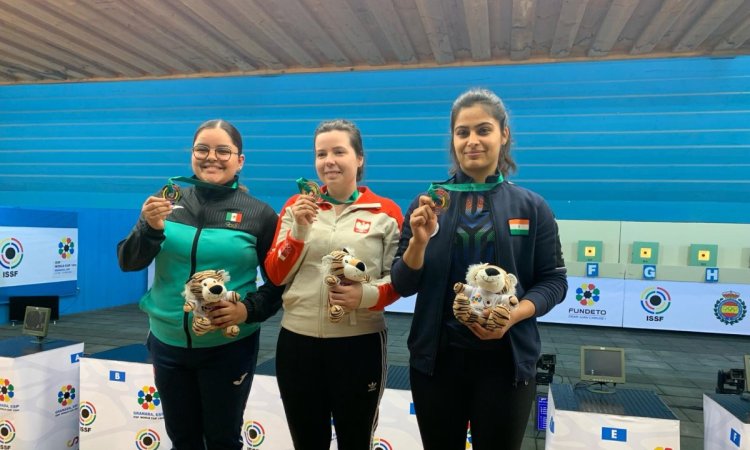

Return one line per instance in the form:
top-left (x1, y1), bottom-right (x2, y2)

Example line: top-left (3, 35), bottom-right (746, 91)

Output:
top-left (487, 186), bottom-right (523, 385)
top-left (427, 191), bottom-right (461, 376)
top-left (184, 197), bottom-right (206, 349)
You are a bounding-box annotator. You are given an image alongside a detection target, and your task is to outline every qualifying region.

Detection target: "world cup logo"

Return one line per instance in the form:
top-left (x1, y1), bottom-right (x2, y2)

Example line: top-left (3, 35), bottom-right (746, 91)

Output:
top-left (0, 238), bottom-right (23, 269)
top-left (137, 386), bottom-right (161, 410)
top-left (58, 384), bottom-right (77, 407)
top-left (0, 378), bottom-right (14, 402)
top-left (243, 421), bottom-right (266, 448)
top-left (135, 428), bottom-right (161, 450)
top-left (58, 237), bottom-right (75, 259)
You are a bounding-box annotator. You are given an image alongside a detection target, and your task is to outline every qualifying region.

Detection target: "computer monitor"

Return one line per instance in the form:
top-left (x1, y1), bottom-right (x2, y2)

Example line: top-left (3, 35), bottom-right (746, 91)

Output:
top-left (580, 346), bottom-right (626, 384)
top-left (22, 306), bottom-right (51, 340)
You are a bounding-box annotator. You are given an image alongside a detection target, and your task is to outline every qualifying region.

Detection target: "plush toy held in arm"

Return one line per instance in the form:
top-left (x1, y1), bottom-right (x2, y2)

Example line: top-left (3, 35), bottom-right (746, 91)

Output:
top-left (183, 269), bottom-right (241, 338)
top-left (453, 263), bottom-right (519, 330)
top-left (321, 248), bottom-right (370, 323)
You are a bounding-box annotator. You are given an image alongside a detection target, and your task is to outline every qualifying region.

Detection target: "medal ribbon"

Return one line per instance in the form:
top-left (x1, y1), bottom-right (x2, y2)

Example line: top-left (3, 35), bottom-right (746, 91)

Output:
top-left (427, 176), bottom-right (504, 201)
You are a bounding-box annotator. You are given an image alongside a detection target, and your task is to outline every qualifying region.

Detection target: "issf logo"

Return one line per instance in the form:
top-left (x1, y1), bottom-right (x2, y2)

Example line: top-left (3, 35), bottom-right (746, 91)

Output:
top-left (372, 437), bottom-right (393, 450)
top-left (0, 420), bottom-right (15, 444)
top-left (80, 401), bottom-right (97, 427)
top-left (243, 420), bottom-right (266, 448)
top-left (640, 286), bottom-right (671, 321)
top-left (0, 237), bottom-right (23, 276)
top-left (135, 428), bottom-right (160, 450)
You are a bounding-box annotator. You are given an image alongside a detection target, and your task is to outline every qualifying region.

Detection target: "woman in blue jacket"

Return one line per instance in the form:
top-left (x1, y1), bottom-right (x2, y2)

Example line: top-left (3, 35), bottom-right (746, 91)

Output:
top-left (391, 88), bottom-right (567, 450)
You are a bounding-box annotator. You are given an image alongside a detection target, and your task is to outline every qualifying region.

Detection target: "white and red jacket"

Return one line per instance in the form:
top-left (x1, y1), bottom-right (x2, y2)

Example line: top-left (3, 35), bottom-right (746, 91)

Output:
top-left (265, 186), bottom-right (403, 338)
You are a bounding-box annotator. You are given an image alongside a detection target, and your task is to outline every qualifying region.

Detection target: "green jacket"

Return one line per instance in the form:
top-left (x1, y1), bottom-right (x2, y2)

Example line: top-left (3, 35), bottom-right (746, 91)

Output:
top-left (118, 178), bottom-right (283, 348)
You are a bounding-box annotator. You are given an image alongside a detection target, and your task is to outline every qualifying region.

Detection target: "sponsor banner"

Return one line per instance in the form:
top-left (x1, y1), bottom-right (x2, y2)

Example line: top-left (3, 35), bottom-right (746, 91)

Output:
top-left (622, 280), bottom-right (750, 335)
top-left (539, 277), bottom-right (625, 327)
top-left (0, 338), bottom-right (84, 449)
top-left (0, 226), bottom-right (78, 288)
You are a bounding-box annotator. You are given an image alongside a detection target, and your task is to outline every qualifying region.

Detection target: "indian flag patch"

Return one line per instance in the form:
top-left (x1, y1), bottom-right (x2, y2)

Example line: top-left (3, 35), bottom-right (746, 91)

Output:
top-left (509, 218), bottom-right (529, 235)
top-left (226, 212), bottom-right (243, 223)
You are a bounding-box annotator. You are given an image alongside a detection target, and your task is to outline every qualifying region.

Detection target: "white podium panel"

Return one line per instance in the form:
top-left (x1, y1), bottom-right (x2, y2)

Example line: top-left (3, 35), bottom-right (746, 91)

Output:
top-left (546, 384), bottom-right (680, 449)
top-left (79, 345), bottom-right (170, 449)
top-left (704, 394), bottom-right (750, 450)
top-left (0, 337), bottom-right (84, 450)
top-left (80, 344), bottom-right (426, 449)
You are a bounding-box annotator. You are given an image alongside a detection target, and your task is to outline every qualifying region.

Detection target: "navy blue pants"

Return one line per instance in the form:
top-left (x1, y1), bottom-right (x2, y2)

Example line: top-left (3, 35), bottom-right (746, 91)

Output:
top-left (410, 341), bottom-right (536, 450)
top-left (147, 332), bottom-right (259, 450)
top-left (275, 327), bottom-right (387, 450)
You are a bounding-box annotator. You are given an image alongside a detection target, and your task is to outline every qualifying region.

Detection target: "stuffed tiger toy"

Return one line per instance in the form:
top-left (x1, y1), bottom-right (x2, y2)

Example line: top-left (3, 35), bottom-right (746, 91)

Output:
top-left (183, 269), bottom-right (241, 338)
top-left (453, 263), bottom-right (519, 331)
top-left (321, 248), bottom-right (370, 323)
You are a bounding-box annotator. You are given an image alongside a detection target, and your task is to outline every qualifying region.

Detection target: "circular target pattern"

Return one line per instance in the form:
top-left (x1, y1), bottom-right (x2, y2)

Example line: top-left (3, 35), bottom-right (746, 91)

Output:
top-left (243, 421), bottom-right (266, 448)
top-left (0, 420), bottom-right (16, 444)
top-left (372, 437), bottom-right (393, 450)
top-left (640, 286), bottom-right (671, 315)
top-left (80, 401), bottom-right (97, 426)
top-left (135, 428), bottom-right (161, 450)
top-left (0, 238), bottom-right (23, 269)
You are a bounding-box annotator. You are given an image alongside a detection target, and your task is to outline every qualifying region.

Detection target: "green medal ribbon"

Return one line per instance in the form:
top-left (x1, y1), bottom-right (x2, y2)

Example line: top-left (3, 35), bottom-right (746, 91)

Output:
top-left (296, 177), bottom-right (359, 205)
top-left (427, 177), bottom-right (504, 211)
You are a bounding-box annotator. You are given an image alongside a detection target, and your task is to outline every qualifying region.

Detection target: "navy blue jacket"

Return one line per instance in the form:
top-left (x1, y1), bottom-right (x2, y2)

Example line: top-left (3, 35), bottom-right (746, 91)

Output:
top-left (391, 171), bottom-right (567, 382)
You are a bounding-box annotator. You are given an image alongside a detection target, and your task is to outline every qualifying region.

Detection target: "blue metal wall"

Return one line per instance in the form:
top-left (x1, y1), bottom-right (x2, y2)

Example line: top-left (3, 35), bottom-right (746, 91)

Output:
top-left (1, 56), bottom-right (748, 317)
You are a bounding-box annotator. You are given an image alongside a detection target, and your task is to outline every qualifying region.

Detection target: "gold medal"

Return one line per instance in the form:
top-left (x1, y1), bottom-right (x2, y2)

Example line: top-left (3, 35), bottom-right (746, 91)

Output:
top-left (431, 188), bottom-right (450, 215)
top-left (161, 184), bottom-right (181, 204)
top-left (298, 179), bottom-right (322, 202)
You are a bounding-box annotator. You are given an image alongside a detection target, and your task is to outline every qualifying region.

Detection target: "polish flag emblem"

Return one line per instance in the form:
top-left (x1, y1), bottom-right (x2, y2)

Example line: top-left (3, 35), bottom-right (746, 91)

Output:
top-left (354, 219), bottom-right (371, 234)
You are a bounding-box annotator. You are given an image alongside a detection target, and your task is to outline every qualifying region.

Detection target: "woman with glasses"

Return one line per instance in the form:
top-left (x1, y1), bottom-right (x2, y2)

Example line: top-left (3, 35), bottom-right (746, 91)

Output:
top-left (264, 119), bottom-right (403, 450)
top-left (118, 119), bottom-right (283, 450)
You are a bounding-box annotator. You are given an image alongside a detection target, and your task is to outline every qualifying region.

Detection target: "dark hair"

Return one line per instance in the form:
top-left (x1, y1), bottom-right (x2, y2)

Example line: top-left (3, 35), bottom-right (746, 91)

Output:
top-left (193, 119), bottom-right (243, 154)
top-left (313, 119), bottom-right (365, 182)
top-left (449, 88), bottom-right (516, 177)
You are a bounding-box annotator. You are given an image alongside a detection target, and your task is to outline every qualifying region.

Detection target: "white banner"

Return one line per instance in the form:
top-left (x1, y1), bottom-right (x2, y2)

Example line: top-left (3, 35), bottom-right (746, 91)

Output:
top-left (540, 276), bottom-right (625, 327)
top-left (0, 227), bottom-right (78, 288)
top-left (0, 338), bottom-right (84, 449)
top-left (80, 351), bottom-right (428, 450)
top-left (704, 394), bottom-right (750, 449)
top-left (622, 280), bottom-right (750, 335)
top-left (546, 387), bottom-right (680, 449)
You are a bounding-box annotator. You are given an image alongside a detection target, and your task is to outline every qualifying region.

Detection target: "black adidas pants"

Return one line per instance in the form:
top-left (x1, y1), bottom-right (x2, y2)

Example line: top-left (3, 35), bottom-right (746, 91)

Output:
top-left (410, 341), bottom-right (536, 450)
top-left (275, 327), bottom-right (387, 450)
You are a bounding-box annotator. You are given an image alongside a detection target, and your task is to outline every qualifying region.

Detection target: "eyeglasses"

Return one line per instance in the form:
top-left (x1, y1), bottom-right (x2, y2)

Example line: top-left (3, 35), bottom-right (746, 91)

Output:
top-left (192, 144), bottom-right (239, 161)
